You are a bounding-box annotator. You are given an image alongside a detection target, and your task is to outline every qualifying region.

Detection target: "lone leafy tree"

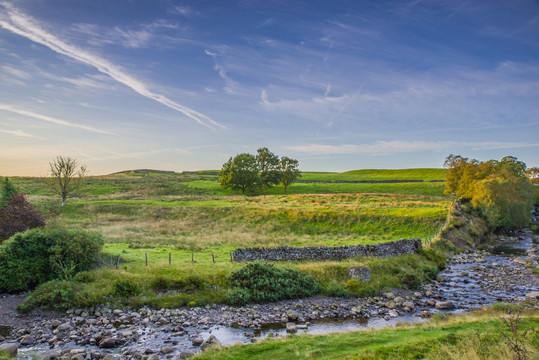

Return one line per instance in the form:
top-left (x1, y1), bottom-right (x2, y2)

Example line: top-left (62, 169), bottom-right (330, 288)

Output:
top-left (219, 153), bottom-right (259, 195)
top-left (279, 156), bottom-right (301, 192)
top-left (47, 156), bottom-right (87, 206)
top-left (256, 147), bottom-right (281, 193)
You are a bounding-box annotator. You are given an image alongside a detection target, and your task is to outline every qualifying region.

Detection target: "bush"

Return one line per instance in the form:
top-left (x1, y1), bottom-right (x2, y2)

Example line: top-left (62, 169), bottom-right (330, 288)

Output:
top-left (226, 261), bottom-right (321, 306)
top-left (151, 275), bottom-right (208, 293)
top-left (17, 279), bottom-right (98, 313)
top-left (113, 279), bottom-right (140, 297)
top-left (0, 227), bottom-right (104, 293)
top-left (421, 264), bottom-right (438, 282)
top-left (401, 272), bottom-right (421, 289)
top-left (0, 190), bottom-right (45, 242)
top-left (324, 282), bottom-right (352, 297)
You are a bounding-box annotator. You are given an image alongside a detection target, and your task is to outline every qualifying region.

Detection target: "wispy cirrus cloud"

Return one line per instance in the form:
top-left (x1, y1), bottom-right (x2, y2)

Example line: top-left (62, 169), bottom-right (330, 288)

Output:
top-left (0, 2), bottom-right (224, 130)
top-left (286, 140), bottom-right (539, 155)
top-left (0, 103), bottom-right (113, 134)
top-left (71, 20), bottom-right (180, 49)
top-left (0, 128), bottom-right (35, 137)
top-left (2, 65), bottom-right (31, 79)
top-left (204, 49), bottom-right (243, 95)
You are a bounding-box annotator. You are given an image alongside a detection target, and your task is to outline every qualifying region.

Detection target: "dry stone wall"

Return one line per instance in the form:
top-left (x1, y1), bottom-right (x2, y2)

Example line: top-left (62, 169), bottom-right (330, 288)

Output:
top-left (232, 238), bottom-right (422, 262)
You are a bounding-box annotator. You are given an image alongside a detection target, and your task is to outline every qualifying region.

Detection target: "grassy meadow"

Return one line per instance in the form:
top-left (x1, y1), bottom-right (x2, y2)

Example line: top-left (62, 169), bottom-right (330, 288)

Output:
top-left (8, 169), bottom-right (453, 309)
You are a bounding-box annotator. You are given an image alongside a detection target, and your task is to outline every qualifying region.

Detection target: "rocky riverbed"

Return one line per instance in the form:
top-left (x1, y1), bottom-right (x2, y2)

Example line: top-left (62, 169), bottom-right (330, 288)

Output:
top-left (1, 237), bottom-right (539, 359)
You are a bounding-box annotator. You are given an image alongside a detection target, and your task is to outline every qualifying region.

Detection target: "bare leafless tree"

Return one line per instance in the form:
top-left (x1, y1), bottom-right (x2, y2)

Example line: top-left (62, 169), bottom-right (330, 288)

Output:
top-left (47, 156), bottom-right (87, 206)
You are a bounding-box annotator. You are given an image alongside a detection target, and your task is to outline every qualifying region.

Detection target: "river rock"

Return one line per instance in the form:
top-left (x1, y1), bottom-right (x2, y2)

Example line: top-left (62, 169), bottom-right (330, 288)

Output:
top-left (383, 292), bottom-right (395, 300)
top-left (287, 310), bottom-right (299, 321)
top-left (348, 267), bottom-right (371, 282)
top-left (98, 337), bottom-right (119, 348)
top-left (19, 335), bottom-right (34, 346)
top-left (51, 320), bottom-right (62, 329)
top-left (402, 301), bottom-right (414, 310)
top-left (526, 292), bottom-right (539, 300)
top-left (384, 301), bottom-right (396, 309)
top-left (57, 323), bottom-right (73, 332)
top-left (286, 322), bottom-right (297, 333)
top-left (192, 337), bottom-right (204, 346)
top-left (160, 346), bottom-right (175, 354)
top-left (180, 352), bottom-right (195, 359)
top-left (200, 335), bottom-right (222, 351)
top-left (435, 301), bottom-right (455, 310)
top-left (0, 343), bottom-right (18, 357)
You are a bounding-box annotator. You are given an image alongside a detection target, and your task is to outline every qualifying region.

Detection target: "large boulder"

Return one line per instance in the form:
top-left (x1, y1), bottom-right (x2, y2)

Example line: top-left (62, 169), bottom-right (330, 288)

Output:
top-left (200, 335), bottom-right (222, 351)
top-left (286, 310), bottom-right (299, 321)
top-left (348, 267), bottom-right (371, 282)
top-left (0, 343), bottom-right (19, 357)
top-left (435, 301), bottom-right (455, 310)
top-left (286, 322), bottom-right (298, 333)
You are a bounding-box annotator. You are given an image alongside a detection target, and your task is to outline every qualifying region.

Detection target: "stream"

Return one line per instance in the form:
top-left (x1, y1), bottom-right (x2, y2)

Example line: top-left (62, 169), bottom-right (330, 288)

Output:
top-left (3, 232), bottom-right (538, 359)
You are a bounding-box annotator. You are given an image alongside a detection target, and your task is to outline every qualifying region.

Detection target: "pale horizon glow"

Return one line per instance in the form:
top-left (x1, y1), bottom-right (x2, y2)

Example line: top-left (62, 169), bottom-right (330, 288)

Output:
top-left (0, 0), bottom-right (538, 176)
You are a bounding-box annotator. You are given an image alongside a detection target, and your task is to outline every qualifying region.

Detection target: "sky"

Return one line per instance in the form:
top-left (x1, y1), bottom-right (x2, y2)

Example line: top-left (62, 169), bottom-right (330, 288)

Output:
top-left (0, 0), bottom-right (538, 176)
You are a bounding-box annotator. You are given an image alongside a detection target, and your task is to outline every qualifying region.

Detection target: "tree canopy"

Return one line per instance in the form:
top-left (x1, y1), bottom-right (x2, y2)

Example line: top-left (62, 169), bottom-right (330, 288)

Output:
top-left (443, 154), bottom-right (536, 231)
top-left (219, 148), bottom-right (301, 195)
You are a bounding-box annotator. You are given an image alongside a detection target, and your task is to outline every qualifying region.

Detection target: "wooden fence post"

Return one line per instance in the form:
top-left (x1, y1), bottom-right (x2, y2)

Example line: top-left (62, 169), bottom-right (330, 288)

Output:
top-left (192, 253), bottom-right (194, 264)
top-left (212, 252), bottom-right (215, 264)
top-left (145, 253), bottom-right (148, 266)
top-left (229, 251), bottom-right (233, 263)
top-left (169, 252), bottom-right (171, 265)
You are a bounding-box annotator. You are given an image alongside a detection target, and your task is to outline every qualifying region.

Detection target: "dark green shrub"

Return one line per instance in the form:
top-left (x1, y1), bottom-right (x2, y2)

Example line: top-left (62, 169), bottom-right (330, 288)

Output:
top-left (180, 275), bottom-right (208, 291)
top-left (324, 282), bottom-right (352, 297)
top-left (418, 247), bottom-right (446, 270)
top-left (421, 265), bottom-right (439, 282)
top-left (113, 279), bottom-right (140, 297)
top-left (73, 271), bottom-right (96, 283)
top-left (401, 272), bottom-right (421, 289)
top-left (226, 261), bottom-right (320, 306)
top-left (226, 288), bottom-right (251, 306)
top-left (0, 227), bottom-right (104, 293)
top-left (151, 275), bottom-right (208, 293)
top-left (151, 276), bottom-right (175, 292)
top-left (17, 279), bottom-right (98, 313)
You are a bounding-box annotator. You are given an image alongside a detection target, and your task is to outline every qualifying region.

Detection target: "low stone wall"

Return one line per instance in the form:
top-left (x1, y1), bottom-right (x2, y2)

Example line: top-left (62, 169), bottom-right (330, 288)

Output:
top-left (232, 238), bottom-right (422, 262)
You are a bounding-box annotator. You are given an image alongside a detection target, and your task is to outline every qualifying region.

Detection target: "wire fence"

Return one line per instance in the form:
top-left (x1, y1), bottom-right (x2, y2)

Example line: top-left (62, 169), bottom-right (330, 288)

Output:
top-left (97, 251), bottom-right (235, 269)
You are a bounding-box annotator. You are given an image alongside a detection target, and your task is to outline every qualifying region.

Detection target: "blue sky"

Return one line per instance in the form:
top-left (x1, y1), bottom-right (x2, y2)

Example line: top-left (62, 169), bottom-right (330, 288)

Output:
top-left (1, 0), bottom-right (538, 176)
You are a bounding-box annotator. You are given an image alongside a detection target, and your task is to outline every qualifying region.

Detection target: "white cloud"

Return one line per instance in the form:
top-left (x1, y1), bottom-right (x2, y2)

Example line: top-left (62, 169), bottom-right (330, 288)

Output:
top-left (0, 3), bottom-right (225, 130)
top-left (2, 65), bottom-right (30, 79)
top-left (173, 5), bottom-right (193, 17)
top-left (286, 140), bottom-right (539, 155)
top-left (0, 128), bottom-right (34, 137)
top-left (0, 103), bottom-right (113, 134)
top-left (204, 49), bottom-right (242, 95)
top-left (60, 74), bottom-right (110, 89)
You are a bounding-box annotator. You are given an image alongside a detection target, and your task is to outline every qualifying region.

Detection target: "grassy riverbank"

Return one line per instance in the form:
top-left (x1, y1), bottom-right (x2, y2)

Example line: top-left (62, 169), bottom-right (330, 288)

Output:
top-left (193, 307), bottom-right (539, 360)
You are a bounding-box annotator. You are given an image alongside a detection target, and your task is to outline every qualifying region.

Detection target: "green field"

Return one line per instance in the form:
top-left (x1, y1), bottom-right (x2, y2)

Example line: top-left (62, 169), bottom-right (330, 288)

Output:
top-left (7, 169), bottom-right (453, 309)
